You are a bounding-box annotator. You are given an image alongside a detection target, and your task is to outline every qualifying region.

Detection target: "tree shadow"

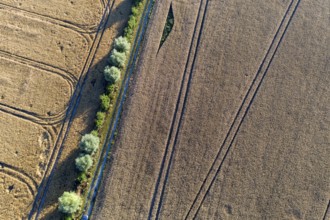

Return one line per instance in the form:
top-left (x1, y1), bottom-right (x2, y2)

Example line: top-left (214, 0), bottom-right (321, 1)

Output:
top-left (35, 0), bottom-right (134, 219)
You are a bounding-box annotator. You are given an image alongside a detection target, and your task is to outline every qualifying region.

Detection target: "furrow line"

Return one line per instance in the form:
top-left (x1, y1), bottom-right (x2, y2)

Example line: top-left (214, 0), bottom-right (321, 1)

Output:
top-left (147, 0), bottom-right (208, 219)
top-left (185, 0), bottom-right (302, 218)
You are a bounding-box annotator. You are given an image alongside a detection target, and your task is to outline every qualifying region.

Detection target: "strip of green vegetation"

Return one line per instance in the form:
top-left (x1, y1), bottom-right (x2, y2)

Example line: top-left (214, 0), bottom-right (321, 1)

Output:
top-left (57, 0), bottom-right (148, 219)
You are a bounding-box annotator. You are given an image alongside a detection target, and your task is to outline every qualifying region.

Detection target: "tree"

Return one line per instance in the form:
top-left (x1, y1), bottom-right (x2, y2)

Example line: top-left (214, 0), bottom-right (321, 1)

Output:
top-left (114, 36), bottom-right (131, 53)
top-left (109, 49), bottom-right (126, 68)
top-left (104, 66), bottom-right (121, 84)
top-left (75, 154), bottom-right (93, 172)
top-left (58, 191), bottom-right (82, 214)
top-left (79, 133), bottom-right (100, 154)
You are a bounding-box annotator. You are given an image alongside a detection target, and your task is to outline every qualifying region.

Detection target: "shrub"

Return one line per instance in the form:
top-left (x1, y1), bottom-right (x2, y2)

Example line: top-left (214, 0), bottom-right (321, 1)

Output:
top-left (79, 133), bottom-right (100, 154)
top-left (76, 172), bottom-right (88, 185)
top-left (109, 49), bottom-right (126, 68)
top-left (64, 215), bottom-right (73, 220)
top-left (95, 111), bottom-right (106, 129)
top-left (58, 191), bottom-right (82, 214)
top-left (104, 66), bottom-right (121, 84)
top-left (75, 154), bottom-right (93, 172)
top-left (100, 94), bottom-right (111, 111)
top-left (106, 84), bottom-right (118, 95)
top-left (124, 27), bottom-right (134, 40)
top-left (114, 36), bottom-right (131, 53)
top-left (90, 130), bottom-right (98, 137)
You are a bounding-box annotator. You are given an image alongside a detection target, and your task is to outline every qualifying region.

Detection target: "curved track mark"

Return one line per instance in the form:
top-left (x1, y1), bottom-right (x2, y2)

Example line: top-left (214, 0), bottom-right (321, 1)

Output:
top-left (0, 162), bottom-right (38, 195)
top-left (0, 2), bottom-right (102, 33)
top-left (184, 1), bottom-right (301, 219)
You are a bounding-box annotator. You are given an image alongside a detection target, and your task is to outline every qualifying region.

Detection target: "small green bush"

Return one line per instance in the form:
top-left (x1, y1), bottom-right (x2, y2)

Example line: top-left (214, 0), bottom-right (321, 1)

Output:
top-left (64, 215), bottom-right (73, 220)
top-left (91, 130), bottom-right (98, 137)
top-left (104, 66), bottom-right (121, 84)
top-left (106, 84), bottom-right (118, 95)
top-left (76, 172), bottom-right (88, 184)
top-left (95, 111), bottom-right (106, 129)
top-left (109, 49), bottom-right (126, 68)
top-left (100, 94), bottom-right (111, 111)
top-left (114, 36), bottom-right (131, 53)
top-left (79, 133), bottom-right (100, 154)
top-left (58, 191), bottom-right (81, 214)
top-left (75, 154), bottom-right (93, 172)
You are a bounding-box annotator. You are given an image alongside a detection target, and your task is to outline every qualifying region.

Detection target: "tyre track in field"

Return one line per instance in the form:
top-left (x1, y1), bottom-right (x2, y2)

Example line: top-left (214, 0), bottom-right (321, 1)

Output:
top-left (0, 162), bottom-right (38, 195)
top-left (0, 2), bottom-right (103, 33)
top-left (322, 200), bottom-right (330, 220)
top-left (184, 0), bottom-right (301, 219)
top-left (28, 0), bottom-right (116, 218)
top-left (147, 0), bottom-right (208, 219)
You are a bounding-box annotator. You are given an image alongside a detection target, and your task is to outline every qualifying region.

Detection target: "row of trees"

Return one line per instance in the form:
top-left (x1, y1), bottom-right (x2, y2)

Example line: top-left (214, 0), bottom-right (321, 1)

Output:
top-left (57, 0), bottom-right (144, 218)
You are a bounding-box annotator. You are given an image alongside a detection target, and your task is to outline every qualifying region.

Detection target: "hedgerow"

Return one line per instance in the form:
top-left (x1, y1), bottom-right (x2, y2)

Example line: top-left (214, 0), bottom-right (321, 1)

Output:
top-left (58, 0), bottom-right (149, 218)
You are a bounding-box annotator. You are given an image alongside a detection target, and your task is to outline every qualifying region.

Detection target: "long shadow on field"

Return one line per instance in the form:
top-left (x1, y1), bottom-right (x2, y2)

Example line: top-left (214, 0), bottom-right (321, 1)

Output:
top-left (39, 0), bottom-right (133, 219)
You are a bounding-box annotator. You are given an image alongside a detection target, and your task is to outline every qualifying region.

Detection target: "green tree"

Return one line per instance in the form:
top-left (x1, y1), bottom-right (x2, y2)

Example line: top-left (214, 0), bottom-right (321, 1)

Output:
top-left (58, 191), bottom-right (82, 214)
top-left (104, 66), bottom-right (121, 84)
top-left (75, 154), bottom-right (93, 172)
top-left (114, 36), bottom-right (131, 53)
top-left (109, 49), bottom-right (126, 68)
top-left (79, 133), bottom-right (100, 154)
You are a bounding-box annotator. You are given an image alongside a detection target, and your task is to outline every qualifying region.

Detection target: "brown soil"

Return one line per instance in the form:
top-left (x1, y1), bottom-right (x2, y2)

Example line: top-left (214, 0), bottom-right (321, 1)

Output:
top-left (93, 0), bottom-right (330, 219)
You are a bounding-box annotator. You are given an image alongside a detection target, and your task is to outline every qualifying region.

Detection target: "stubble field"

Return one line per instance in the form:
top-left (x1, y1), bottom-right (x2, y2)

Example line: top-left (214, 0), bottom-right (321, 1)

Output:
top-left (93, 0), bottom-right (330, 219)
top-left (0, 0), bottom-right (131, 218)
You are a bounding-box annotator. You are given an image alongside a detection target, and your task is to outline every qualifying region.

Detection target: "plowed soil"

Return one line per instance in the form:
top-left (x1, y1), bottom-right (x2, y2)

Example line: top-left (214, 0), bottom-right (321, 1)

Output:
top-left (93, 0), bottom-right (330, 219)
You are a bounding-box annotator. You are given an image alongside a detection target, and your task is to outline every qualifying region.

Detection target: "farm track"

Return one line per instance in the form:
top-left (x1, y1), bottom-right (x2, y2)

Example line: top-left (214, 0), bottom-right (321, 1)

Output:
top-left (184, 0), bottom-right (302, 219)
top-left (0, 2), bottom-right (104, 33)
top-left (0, 162), bottom-right (38, 195)
top-left (148, 0), bottom-right (206, 219)
top-left (28, 0), bottom-right (117, 218)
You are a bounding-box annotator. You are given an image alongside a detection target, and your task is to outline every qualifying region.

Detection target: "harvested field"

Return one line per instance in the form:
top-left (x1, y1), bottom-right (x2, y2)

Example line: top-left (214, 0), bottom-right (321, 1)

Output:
top-left (0, 0), bottom-right (129, 218)
top-left (93, 0), bottom-right (330, 219)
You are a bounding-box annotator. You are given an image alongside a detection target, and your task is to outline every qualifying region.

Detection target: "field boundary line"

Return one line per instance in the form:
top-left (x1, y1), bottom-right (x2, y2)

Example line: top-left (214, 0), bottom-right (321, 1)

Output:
top-left (0, 2), bottom-right (104, 33)
top-left (147, 0), bottom-right (208, 219)
top-left (183, 0), bottom-right (301, 218)
top-left (81, 0), bottom-right (155, 218)
top-left (27, 0), bottom-right (116, 219)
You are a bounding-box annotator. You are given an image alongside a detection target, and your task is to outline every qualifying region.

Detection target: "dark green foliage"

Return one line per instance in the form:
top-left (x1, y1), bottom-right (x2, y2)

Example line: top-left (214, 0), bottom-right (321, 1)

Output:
top-left (106, 84), bottom-right (118, 95)
top-left (95, 111), bottom-right (106, 129)
top-left (160, 5), bottom-right (174, 47)
top-left (76, 172), bottom-right (87, 185)
top-left (90, 130), bottom-right (98, 137)
top-left (100, 94), bottom-right (111, 111)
